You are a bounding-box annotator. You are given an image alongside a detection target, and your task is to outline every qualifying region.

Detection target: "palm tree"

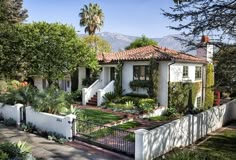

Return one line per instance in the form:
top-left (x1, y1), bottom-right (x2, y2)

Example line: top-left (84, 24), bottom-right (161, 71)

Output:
top-left (79, 3), bottom-right (104, 35)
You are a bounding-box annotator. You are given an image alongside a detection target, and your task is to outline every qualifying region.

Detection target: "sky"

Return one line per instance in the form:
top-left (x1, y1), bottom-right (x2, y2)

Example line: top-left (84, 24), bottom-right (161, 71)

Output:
top-left (24, 0), bottom-right (179, 38)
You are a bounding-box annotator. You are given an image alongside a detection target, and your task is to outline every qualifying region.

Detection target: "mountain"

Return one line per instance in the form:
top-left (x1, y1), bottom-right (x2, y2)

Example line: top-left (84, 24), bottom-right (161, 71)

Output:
top-left (80, 32), bottom-right (196, 54)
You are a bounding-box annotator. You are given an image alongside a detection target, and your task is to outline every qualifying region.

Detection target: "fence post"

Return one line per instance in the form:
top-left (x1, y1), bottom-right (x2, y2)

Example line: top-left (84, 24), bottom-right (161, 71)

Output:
top-left (97, 89), bottom-right (104, 106)
top-left (65, 114), bottom-right (76, 141)
top-left (135, 129), bottom-right (150, 160)
top-left (82, 88), bottom-right (88, 105)
top-left (14, 103), bottom-right (24, 127)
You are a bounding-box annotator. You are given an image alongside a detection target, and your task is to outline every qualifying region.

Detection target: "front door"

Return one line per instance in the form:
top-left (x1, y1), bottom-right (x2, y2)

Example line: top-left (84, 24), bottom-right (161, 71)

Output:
top-left (110, 67), bottom-right (115, 81)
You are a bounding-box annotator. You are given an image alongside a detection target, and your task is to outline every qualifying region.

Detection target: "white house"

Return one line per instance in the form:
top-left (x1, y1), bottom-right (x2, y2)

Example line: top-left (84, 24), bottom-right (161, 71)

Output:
top-left (33, 36), bottom-right (213, 108)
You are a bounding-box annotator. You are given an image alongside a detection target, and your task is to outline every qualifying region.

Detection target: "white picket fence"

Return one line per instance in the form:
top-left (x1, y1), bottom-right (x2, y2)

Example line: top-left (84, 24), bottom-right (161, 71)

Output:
top-left (135, 99), bottom-right (236, 160)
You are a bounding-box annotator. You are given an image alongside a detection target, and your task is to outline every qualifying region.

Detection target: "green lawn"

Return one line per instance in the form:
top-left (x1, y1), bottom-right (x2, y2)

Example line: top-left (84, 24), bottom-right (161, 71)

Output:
top-left (159, 128), bottom-right (236, 160)
top-left (147, 115), bottom-right (170, 121)
top-left (88, 121), bottom-right (141, 141)
top-left (81, 109), bottom-right (121, 125)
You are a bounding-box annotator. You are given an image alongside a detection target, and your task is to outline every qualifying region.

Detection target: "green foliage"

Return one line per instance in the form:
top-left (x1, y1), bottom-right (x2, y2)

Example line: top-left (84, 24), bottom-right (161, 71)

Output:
top-left (215, 47), bottom-right (236, 94)
top-left (0, 80), bottom-right (7, 93)
top-left (149, 58), bottom-right (159, 100)
top-left (83, 35), bottom-right (112, 53)
top-left (0, 150), bottom-right (8, 160)
top-left (0, 0), bottom-right (28, 24)
top-left (114, 62), bottom-right (123, 96)
top-left (129, 80), bottom-right (151, 90)
top-left (168, 82), bottom-right (201, 113)
top-left (148, 115), bottom-right (170, 121)
top-left (20, 122), bottom-right (36, 133)
top-left (163, 149), bottom-right (212, 160)
top-left (69, 90), bottom-right (82, 102)
top-left (79, 3), bottom-right (104, 35)
top-left (47, 132), bottom-right (68, 144)
top-left (0, 141), bottom-right (32, 160)
top-left (125, 35), bottom-right (158, 50)
top-left (165, 107), bottom-right (178, 117)
top-left (103, 92), bottom-right (117, 103)
top-left (138, 99), bottom-right (155, 113)
top-left (31, 86), bottom-right (70, 114)
top-left (125, 92), bottom-right (149, 98)
top-left (3, 118), bottom-right (16, 126)
top-left (1, 22), bottom-right (98, 82)
top-left (205, 64), bottom-right (214, 108)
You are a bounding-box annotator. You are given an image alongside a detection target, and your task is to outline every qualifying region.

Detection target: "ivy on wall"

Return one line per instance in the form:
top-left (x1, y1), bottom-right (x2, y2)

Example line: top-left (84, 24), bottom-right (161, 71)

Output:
top-left (205, 64), bottom-right (214, 108)
top-left (149, 58), bottom-right (159, 101)
top-left (114, 62), bottom-right (123, 96)
top-left (168, 82), bottom-right (202, 113)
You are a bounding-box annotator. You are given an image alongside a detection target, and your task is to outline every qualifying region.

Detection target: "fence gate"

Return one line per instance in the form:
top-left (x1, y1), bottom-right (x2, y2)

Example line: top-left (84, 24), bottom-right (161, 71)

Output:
top-left (73, 120), bottom-right (135, 157)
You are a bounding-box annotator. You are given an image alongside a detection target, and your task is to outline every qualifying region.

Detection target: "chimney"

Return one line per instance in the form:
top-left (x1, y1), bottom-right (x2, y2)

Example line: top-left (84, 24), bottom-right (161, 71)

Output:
top-left (196, 35), bottom-right (213, 63)
top-left (201, 35), bottom-right (210, 43)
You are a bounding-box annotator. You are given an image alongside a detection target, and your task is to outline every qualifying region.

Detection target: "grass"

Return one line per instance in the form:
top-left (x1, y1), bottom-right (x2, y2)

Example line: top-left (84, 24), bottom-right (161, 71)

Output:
top-left (147, 115), bottom-right (170, 121)
top-left (159, 128), bottom-right (236, 160)
top-left (81, 109), bottom-right (121, 125)
top-left (88, 121), bottom-right (141, 141)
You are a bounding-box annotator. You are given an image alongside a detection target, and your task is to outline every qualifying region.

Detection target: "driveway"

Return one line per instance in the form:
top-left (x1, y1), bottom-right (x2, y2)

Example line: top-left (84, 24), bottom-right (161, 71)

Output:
top-left (0, 124), bottom-right (132, 160)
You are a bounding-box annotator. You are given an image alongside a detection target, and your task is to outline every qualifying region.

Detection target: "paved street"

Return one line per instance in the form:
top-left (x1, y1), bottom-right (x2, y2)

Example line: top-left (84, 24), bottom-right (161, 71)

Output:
top-left (0, 124), bottom-right (132, 160)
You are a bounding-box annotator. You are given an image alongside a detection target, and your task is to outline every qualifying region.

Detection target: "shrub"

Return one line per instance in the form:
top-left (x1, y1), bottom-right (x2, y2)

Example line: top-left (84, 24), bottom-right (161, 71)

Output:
top-left (0, 80), bottom-right (7, 93)
top-left (119, 96), bottom-right (140, 106)
top-left (31, 85), bottom-right (70, 114)
top-left (125, 92), bottom-right (149, 98)
top-left (20, 122), bottom-right (36, 133)
top-left (71, 90), bottom-right (82, 102)
top-left (0, 150), bottom-right (8, 160)
top-left (3, 118), bottom-right (16, 126)
top-left (0, 141), bottom-right (32, 160)
top-left (138, 98), bottom-right (155, 113)
top-left (166, 107), bottom-right (177, 116)
top-left (103, 92), bottom-right (117, 103)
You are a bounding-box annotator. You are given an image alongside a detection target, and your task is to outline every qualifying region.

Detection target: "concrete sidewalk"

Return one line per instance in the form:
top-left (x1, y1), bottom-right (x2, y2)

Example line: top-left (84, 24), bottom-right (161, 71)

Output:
top-left (0, 124), bottom-right (129, 160)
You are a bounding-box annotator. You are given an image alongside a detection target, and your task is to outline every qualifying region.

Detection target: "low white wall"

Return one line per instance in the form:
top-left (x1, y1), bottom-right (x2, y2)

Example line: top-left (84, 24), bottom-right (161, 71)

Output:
top-left (0, 103), bottom-right (23, 126)
top-left (135, 99), bottom-right (236, 160)
top-left (139, 106), bottom-right (167, 119)
top-left (26, 107), bottom-right (76, 140)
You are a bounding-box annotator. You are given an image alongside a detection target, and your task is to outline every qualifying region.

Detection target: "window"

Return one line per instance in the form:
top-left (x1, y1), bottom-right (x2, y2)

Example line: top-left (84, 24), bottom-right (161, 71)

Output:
top-left (197, 97), bottom-right (201, 108)
top-left (183, 66), bottom-right (189, 78)
top-left (195, 66), bottom-right (202, 79)
top-left (133, 65), bottom-right (150, 80)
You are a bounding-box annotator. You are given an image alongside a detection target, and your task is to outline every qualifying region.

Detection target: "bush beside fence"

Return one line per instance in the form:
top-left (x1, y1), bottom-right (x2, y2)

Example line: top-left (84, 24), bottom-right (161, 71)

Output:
top-left (135, 99), bottom-right (236, 160)
top-left (0, 103), bottom-right (23, 126)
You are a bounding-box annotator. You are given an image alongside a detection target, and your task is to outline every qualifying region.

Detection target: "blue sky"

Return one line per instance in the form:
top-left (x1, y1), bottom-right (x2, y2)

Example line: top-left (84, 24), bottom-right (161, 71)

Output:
top-left (24, 0), bottom-right (179, 38)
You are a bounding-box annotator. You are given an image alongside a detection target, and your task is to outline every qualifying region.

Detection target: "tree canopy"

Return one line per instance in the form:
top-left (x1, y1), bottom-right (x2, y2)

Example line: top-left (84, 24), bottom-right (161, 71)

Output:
top-left (163, 0), bottom-right (236, 47)
top-left (0, 0), bottom-right (28, 24)
top-left (83, 35), bottom-right (112, 53)
top-left (214, 47), bottom-right (236, 93)
top-left (79, 3), bottom-right (104, 35)
top-left (125, 35), bottom-right (158, 50)
top-left (0, 22), bottom-right (97, 84)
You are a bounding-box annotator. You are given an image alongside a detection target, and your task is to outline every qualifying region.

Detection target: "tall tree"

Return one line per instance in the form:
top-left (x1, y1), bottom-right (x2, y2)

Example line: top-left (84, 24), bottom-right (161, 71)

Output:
top-left (83, 35), bottom-right (112, 53)
top-left (125, 35), bottom-right (158, 50)
top-left (0, 0), bottom-right (28, 24)
top-left (79, 3), bottom-right (104, 35)
top-left (163, 0), bottom-right (236, 47)
top-left (0, 22), bottom-right (98, 85)
top-left (214, 47), bottom-right (236, 93)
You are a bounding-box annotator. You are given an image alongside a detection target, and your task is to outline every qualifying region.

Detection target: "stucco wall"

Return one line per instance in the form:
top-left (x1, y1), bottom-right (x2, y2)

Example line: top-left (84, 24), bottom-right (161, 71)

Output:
top-left (169, 63), bottom-right (203, 82)
top-left (122, 61), bottom-right (150, 94)
top-left (26, 107), bottom-right (75, 139)
top-left (135, 99), bottom-right (236, 160)
top-left (0, 103), bottom-right (23, 126)
top-left (169, 63), bottom-right (204, 107)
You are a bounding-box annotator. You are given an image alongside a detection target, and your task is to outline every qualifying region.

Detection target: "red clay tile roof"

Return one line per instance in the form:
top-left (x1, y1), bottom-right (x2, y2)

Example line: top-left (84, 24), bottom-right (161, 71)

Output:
top-left (97, 45), bottom-right (207, 64)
